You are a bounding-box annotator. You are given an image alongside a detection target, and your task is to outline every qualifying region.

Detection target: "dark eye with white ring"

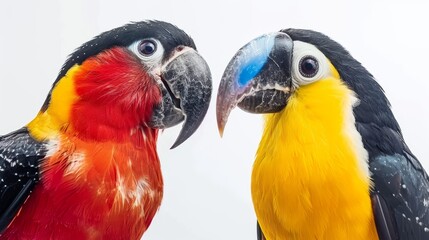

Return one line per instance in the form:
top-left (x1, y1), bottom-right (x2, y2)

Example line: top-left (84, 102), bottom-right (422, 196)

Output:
top-left (138, 40), bottom-right (157, 56)
top-left (299, 56), bottom-right (319, 78)
top-left (129, 38), bottom-right (164, 68)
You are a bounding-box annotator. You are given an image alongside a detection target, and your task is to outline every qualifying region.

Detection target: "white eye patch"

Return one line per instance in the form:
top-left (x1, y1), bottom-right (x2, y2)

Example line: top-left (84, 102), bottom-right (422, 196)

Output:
top-left (291, 41), bottom-right (331, 88)
top-left (128, 38), bottom-right (165, 69)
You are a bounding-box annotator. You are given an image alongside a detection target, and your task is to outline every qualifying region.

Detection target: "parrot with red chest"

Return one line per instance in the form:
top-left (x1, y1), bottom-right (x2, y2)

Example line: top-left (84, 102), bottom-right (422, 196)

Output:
top-left (0, 20), bottom-right (212, 239)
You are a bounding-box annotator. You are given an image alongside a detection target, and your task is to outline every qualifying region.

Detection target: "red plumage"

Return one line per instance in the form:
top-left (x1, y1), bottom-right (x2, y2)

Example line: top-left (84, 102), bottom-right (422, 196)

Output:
top-left (71, 47), bottom-right (162, 141)
top-left (2, 48), bottom-right (164, 240)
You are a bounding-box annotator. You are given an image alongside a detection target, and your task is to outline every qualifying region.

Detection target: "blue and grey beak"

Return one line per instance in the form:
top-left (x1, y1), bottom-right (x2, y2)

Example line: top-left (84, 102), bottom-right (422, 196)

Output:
top-left (216, 32), bottom-right (293, 136)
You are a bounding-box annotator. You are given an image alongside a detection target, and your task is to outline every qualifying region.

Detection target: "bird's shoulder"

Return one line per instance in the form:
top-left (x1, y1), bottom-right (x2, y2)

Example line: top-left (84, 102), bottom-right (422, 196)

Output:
top-left (0, 127), bottom-right (47, 233)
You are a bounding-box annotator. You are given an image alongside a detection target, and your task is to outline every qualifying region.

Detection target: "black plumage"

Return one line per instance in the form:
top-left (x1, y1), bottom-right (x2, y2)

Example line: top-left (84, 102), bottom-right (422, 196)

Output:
top-left (257, 221), bottom-right (265, 240)
top-left (0, 128), bottom-right (47, 233)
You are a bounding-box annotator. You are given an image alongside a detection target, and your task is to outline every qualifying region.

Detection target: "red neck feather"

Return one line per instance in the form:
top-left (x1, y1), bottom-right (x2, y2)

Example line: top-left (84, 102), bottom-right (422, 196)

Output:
top-left (70, 47), bottom-right (161, 142)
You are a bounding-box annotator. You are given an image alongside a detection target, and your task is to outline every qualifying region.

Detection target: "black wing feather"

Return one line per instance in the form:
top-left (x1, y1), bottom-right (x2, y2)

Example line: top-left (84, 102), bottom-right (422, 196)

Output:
top-left (358, 117), bottom-right (429, 239)
top-left (357, 120), bottom-right (429, 240)
top-left (0, 128), bottom-right (46, 233)
top-left (257, 221), bottom-right (265, 240)
top-left (371, 193), bottom-right (397, 240)
top-left (370, 153), bottom-right (429, 239)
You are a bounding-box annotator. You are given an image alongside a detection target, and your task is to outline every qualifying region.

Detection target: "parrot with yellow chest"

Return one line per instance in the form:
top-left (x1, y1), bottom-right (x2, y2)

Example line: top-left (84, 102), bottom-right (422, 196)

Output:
top-left (217, 29), bottom-right (429, 239)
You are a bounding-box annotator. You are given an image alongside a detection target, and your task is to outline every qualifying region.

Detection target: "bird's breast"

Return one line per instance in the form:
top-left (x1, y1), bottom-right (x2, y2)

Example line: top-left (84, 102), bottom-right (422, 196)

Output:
top-left (2, 129), bottom-right (163, 240)
top-left (252, 78), bottom-right (378, 239)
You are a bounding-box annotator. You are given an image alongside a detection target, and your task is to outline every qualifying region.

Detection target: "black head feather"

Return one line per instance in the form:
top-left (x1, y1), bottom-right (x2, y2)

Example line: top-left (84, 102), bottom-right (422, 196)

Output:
top-left (41, 20), bottom-right (196, 112)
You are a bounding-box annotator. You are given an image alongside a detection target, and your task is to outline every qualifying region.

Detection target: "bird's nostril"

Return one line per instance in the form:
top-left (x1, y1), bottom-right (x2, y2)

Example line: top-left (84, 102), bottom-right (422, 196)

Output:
top-left (177, 46), bottom-right (185, 52)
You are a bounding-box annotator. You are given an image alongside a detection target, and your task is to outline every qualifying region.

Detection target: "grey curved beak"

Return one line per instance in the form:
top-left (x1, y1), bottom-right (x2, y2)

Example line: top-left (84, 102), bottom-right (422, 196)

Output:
top-left (216, 32), bottom-right (293, 136)
top-left (150, 47), bottom-right (212, 149)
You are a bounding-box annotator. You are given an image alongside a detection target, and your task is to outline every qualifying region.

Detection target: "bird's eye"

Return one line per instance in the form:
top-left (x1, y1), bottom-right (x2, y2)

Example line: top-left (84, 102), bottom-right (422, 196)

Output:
top-left (291, 41), bottom-right (330, 87)
top-left (138, 40), bottom-right (157, 56)
top-left (299, 56), bottom-right (319, 78)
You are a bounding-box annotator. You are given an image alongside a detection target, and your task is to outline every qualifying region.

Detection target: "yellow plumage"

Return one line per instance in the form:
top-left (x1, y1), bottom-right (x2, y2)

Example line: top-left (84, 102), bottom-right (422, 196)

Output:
top-left (252, 73), bottom-right (378, 239)
top-left (28, 64), bottom-right (79, 140)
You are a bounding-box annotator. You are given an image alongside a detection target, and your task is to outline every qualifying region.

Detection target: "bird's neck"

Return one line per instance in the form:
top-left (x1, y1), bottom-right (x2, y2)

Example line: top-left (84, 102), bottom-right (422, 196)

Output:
top-left (27, 64), bottom-right (158, 144)
top-left (252, 77), bottom-right (376, 239)
top-left (28, 109), bottom-right (158, 146)
top-left (256, 77), bottom-right (369, 180)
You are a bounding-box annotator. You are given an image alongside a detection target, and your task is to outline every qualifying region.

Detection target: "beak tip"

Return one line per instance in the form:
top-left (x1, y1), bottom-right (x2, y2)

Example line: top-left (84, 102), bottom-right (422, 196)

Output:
top-left (218, 127), bottom-right (224, 138)
top-left (170, 139), bottom-right (182, 149)
top-left (216, 112), bottom-right (226, 138)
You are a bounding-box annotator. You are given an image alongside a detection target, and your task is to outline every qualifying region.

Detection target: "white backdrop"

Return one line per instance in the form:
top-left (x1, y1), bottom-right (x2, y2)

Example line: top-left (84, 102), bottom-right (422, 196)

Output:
top-left (1, 1), bottom-right (428, 239)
